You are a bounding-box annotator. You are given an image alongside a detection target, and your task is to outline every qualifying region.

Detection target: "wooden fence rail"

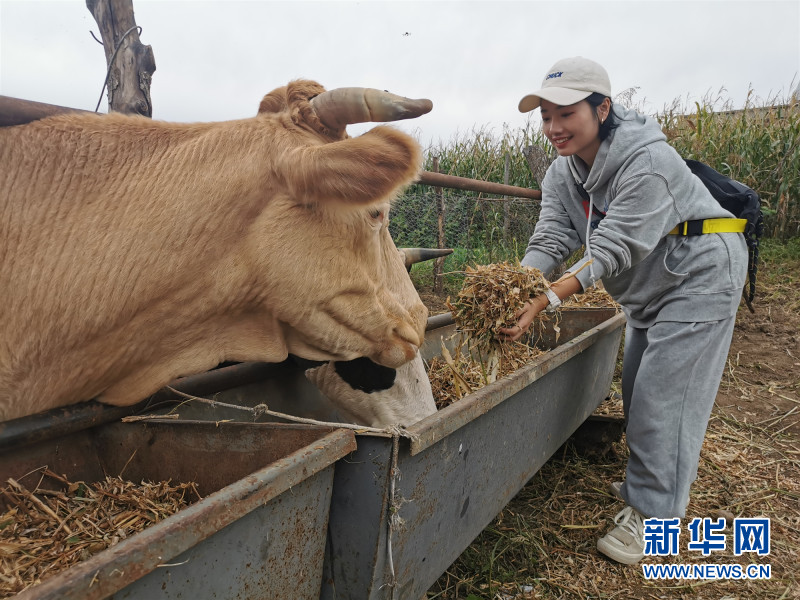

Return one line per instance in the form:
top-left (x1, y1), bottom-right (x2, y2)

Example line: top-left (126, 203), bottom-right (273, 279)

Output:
top-left (416, 170), bottom-right (541, 200)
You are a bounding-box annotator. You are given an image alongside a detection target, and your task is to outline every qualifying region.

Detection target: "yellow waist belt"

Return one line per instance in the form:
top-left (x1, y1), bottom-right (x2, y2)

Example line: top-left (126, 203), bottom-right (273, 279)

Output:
top-left (668, 218), bottom-right (747, 236)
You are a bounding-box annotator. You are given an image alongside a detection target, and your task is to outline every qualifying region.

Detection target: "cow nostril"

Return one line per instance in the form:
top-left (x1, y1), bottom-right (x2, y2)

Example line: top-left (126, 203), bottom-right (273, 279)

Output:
top-left (394, 321), bottom-right (423, 350)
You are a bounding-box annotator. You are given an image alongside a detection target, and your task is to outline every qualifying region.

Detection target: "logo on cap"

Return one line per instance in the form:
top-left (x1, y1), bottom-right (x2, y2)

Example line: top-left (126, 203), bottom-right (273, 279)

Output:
top-left (545, 71), bottom-right (563, 80)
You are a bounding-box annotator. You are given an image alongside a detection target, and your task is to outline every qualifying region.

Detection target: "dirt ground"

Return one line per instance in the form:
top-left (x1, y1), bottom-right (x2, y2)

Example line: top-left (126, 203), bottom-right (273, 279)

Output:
top-left (718, 302), bottom-right (800, 437)
top-left (422, 287), bottom-right (800, 599)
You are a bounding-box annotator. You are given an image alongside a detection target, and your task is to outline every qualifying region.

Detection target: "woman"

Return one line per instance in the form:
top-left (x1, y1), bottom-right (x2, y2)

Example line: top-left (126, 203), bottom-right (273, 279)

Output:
top-left (499, 56), bottom-right (748, 564)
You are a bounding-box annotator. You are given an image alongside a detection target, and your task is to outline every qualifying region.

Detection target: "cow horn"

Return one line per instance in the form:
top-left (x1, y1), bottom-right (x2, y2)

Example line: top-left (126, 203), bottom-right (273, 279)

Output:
top-left (310, 88), bottom-right (433, 130)
top-left (401, 248), bottom-right (453, 270)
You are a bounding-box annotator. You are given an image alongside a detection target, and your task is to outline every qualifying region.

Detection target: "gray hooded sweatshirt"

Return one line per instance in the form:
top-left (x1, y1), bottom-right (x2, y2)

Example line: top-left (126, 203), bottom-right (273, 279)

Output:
top-left (521, 105), bottom-right (747, 328)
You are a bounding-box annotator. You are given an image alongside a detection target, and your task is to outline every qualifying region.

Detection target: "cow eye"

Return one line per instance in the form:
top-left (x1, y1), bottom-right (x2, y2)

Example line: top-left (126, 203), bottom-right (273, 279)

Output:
top-left (367, 204), bottom-right (389, 226)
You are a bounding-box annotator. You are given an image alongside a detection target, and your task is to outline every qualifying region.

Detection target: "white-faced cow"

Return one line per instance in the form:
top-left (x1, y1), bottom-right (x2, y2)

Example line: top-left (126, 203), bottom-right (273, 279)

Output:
top-left (0, 80), bottom-right (438, 427)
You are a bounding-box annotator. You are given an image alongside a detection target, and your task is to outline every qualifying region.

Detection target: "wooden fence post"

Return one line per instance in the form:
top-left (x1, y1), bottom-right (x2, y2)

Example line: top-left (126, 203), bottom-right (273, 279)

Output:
top-left (86, 0), bottom-right (156, 116)
top-left (503, 151), bottom-right (510, 245)
top-left (433, 157), bottom-right (445, 295)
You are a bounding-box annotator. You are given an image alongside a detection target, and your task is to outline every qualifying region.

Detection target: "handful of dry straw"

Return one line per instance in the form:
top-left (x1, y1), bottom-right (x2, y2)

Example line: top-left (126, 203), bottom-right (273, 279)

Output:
top-left (0, 469), bottom-right (201, 596)
top-left (446, 261), bottom-right (552, 348)
top-left (428, 262), bottom-right (551, 409)
top-left (428, 261), bottom-right (618, 409)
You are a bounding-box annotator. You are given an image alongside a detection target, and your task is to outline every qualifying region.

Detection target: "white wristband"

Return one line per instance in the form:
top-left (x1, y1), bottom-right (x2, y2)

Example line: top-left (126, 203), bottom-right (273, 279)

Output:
top-left (544, 287), bottom-right (561, 312)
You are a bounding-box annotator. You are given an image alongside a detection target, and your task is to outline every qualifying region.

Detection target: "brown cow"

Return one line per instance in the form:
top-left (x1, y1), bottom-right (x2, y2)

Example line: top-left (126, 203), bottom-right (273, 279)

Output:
top-left (0, 79), bottom-right (437, 426)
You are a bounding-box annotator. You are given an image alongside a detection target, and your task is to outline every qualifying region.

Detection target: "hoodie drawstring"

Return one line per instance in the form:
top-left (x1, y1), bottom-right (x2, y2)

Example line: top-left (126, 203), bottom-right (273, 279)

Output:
top-left (568, 157), bottom-right (597, 284)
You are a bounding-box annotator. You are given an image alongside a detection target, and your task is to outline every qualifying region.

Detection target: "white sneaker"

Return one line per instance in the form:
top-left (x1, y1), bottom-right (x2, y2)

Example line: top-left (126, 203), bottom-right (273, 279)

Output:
top-left (597, 505), bottom-right (645, 564)
top-left (608, 480), bottom-right (624, 501)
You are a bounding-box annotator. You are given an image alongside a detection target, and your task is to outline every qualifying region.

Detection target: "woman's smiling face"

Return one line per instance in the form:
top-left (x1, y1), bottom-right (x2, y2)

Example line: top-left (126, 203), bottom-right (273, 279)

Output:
top-left (540, 98), bottom-right (609, 166)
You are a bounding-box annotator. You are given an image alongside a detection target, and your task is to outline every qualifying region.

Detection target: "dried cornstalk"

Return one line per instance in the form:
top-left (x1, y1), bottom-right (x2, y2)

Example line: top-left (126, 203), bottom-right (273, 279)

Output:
top-left (562, 286), bottom-right (620, 310)
top-left (0, 469), bottom-right (201, 596)
top-left (428, 340), bottom-right (545, 409)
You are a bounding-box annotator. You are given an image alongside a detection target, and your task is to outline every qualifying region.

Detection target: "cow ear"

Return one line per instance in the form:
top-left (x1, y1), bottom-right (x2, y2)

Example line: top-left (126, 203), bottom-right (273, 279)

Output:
top-left (258, 87), bottom-right (289, 114)
top-left (283, 125), bottom-right (422, 206)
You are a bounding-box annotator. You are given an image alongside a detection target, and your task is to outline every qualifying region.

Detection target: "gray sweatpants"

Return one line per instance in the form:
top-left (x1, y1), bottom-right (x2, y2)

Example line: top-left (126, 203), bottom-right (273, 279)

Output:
top-left (619, 316), bottom-right (737, 518)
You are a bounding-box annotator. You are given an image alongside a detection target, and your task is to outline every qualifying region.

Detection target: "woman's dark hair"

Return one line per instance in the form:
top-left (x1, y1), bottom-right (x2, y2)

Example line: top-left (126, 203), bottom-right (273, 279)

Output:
top-left (586, 92), bottom-right (619, 141)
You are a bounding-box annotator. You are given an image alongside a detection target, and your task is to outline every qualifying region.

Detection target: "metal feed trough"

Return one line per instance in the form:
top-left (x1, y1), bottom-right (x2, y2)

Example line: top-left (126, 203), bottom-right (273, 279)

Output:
top-left (0, 415), bottom-right (355, 599)
top-left (0, 308), bottom-right (624, 599)
top-left (320, 308), bottom-right (625, 599)
top-left (132, 307), bottom-right (623, 598)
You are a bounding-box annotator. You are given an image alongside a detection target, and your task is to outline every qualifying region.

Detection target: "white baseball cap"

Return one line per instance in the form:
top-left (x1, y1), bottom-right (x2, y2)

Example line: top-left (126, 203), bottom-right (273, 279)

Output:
top-left (518, 56), bottom-right (611, 113)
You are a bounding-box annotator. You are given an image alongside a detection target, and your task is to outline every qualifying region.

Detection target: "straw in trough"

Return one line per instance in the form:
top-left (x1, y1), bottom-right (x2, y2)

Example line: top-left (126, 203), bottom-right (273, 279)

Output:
top-left (0, 469), bottom-right (201, 596)
top-left (428, 261), bottom-right (620, 409)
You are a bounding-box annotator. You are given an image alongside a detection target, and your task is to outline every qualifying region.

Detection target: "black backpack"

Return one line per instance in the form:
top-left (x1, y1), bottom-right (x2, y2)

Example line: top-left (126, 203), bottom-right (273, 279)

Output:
top-left (572, 158), bottom-right (764, 311)
top-left (684, 159), bottom-right (764, 312)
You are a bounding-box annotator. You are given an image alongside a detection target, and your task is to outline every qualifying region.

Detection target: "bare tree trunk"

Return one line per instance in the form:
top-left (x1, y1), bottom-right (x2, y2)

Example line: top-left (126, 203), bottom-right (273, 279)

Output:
top-left (86, 0), bottom-right (155, 116)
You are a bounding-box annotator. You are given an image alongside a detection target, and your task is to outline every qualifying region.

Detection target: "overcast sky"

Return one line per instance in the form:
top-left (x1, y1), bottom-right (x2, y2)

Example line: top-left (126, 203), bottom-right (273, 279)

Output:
top-left (1, 0), bottom-right (798, 147)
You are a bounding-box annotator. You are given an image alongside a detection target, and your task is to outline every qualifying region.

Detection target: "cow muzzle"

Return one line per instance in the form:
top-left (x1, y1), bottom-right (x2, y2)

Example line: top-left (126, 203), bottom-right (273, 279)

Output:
top-left (373, 316), bottom-right (425, 369)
